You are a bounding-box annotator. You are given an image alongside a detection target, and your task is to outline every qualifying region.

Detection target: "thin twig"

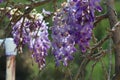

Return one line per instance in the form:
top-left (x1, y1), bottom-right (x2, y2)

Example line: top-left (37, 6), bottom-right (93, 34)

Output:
top-left (94, 13), bottom-right (108, 26)
top-left (100, 59), bottom-right (109, 80)
top-left (91, 33), bottom-right (112, 51)
top-left (108, 38), bottom-right (113, 80)
top-left (88, 61), bottom-right (98, 80)
top-left (74, 58), bottom-right (88, 80)
top-left (68, 68), bottom-right (73, 80)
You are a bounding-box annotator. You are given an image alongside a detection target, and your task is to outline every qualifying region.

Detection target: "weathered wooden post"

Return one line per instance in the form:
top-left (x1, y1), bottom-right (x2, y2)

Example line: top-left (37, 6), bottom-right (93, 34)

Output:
top-left (67, 0), bottom-right (71, 2)
top-left (4, 38), bottom-right (17, 80)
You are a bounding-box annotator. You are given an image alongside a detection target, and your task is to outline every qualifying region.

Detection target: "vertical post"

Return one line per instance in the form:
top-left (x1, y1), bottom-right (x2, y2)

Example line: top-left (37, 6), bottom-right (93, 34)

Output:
top-left (67, 0), bottom-right (71, 2)
top-left (5, 38), bottom-right (17, 80)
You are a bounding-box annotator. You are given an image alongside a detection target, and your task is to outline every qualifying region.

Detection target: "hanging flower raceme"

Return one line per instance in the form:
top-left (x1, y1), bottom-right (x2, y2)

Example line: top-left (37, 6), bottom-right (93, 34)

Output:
top-left (52, 0), bottom-right (102, 66)
top-left (72, 0), bottom-right (102, 52)
top-left (12, 9), bottom-right (50, 70)
top-left (28, 13), bottom-right (51, 69)
top-left (52, 3), bottom-right (77, 66)
top-left (12, 18), bottom-right (30, 46)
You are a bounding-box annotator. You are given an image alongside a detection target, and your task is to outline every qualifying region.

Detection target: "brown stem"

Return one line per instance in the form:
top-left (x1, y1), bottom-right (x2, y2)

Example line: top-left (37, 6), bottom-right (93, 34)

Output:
top-left (14, 0), bottom-right (53, 9)
top-left (91, 33), bottom-right (112, 51)
top-left (94, 13), bottom-right (108, 26)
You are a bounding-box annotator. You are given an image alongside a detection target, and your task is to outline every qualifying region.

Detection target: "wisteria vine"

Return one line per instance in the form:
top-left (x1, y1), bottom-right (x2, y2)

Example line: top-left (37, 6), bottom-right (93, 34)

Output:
top-left (9, 0), bottom-right (102, 69)
top-left (12, 10), bottom-right (50, 69)
top-left (52, 0), bottom-right (102, 66)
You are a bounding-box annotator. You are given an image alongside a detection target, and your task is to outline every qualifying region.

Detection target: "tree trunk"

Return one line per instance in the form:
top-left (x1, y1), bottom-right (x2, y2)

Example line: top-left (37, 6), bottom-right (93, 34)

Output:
top-left (106, 0), bottom-right (120, 79)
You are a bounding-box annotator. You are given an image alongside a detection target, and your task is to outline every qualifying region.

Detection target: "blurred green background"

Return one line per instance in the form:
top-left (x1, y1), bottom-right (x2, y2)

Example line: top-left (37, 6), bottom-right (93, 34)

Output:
top-left (0, 0), bottom-right (120, 80)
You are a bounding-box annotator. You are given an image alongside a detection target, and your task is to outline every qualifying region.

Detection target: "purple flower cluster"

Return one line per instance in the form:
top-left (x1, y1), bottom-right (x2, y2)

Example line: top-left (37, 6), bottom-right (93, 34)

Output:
top-left (52, 3), bottom-right (77, 66)
top-left (12, 13), bottom-right (50, 70)
top-left (73, 0), bottom-right (102, 52)
top-left (52, 13), bottom-right (76, 66)
top-left (29, 19), bottom-right (50, 69)
top-left (52, 0), bottom-right (102, 66)
top-left (12, 18), bottom-right (30, 45)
